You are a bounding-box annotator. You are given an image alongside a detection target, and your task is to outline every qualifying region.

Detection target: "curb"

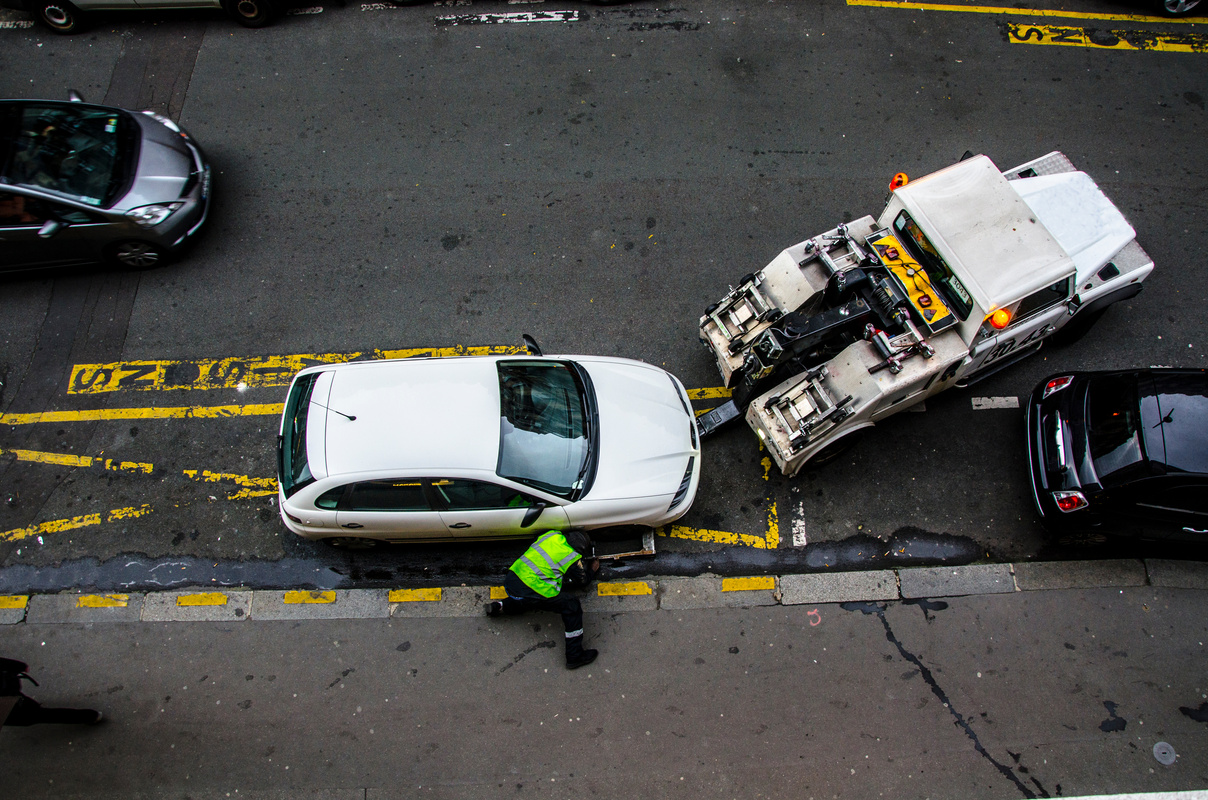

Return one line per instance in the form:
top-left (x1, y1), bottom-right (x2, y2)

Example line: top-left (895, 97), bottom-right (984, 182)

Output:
top-left (1, 559), bottom-right (1204, 625)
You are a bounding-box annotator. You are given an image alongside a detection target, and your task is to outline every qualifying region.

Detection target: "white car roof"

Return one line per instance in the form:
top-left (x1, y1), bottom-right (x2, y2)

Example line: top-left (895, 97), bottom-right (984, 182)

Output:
top-left (313, 357), bottom-right (502, 478)
top-left (892, 155), bottom-right (1076, 310)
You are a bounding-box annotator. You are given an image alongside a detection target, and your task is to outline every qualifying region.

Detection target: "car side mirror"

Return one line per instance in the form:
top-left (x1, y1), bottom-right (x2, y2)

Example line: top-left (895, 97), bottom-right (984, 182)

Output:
top-left (1066, 294), bottom-right (1083, 316)
top-left (522, 334), bottom-right (543, 356)
top-left (520, 502), bottom-right (548, 528)
top-left (68, 90), bottom-right (85, 103)
top-left (38, 220), bottom-right (63, 239)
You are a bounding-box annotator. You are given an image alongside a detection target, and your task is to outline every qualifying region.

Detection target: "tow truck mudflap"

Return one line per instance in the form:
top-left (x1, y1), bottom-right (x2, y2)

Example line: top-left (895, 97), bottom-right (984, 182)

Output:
top-left (595, 529), bottom-right (657, 560)
top-left (696, 399), bottom-right (743, 439)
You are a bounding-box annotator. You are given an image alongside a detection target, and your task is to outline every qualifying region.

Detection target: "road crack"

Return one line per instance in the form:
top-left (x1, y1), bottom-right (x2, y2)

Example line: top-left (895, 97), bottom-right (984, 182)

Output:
top-left (842, 601), bottom-right (1047, 799)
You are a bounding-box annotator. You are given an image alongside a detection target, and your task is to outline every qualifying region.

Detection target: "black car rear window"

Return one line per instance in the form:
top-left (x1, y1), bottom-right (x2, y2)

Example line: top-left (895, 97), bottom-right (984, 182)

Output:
top-left (1148, 372), bottom-right (1208, 474)
top-left (1086, 373), bottom-right (1146, 486)
top-left (0, 103), bottom-right (136, 207)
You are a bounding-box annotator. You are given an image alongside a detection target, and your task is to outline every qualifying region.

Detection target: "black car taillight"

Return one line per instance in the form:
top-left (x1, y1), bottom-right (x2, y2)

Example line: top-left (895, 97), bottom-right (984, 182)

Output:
top-left (669, 456), bottom-right (695, 512)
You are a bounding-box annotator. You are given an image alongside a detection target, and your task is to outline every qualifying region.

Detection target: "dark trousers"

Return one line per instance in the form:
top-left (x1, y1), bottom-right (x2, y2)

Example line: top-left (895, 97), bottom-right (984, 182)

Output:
top-left (501, 572), bottom-right (583, 636)
top-left (4, 695), bottom-right (98, 726)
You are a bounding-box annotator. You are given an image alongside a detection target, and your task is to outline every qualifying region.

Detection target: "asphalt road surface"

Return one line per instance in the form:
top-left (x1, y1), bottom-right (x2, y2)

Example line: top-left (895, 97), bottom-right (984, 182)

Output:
top-left (0, 0), bottom-right (1206, 591)
top-left (3, 583), bottom-right (1208, 798)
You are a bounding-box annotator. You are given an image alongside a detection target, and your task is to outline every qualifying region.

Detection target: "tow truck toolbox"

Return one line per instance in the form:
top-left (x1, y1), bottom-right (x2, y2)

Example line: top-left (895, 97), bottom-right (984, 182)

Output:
top-left (697, 151), bottom-right (1153, 476)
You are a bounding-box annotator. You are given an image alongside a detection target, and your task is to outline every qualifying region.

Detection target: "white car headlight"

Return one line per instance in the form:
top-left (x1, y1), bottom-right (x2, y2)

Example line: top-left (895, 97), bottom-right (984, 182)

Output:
top-left (126, 203), bottom-right (183, 228)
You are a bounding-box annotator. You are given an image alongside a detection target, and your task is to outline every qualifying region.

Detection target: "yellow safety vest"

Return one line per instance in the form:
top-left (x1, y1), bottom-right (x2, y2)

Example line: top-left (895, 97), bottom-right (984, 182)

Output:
top-left (509, 532), bottom-right (582, 598)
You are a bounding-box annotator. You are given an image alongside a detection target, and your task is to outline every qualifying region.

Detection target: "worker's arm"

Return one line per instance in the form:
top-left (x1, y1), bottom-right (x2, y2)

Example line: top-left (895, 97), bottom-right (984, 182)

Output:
top-left (563, 557), bottom-right (600, 589)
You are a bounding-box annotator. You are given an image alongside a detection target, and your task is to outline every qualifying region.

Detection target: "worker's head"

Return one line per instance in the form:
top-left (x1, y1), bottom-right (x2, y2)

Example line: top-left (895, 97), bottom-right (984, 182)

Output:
top-left (563, 530), bottom-right (594, 558)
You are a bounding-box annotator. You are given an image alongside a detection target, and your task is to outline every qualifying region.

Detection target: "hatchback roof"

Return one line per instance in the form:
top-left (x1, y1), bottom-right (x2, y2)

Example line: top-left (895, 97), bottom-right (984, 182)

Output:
top-left (318, 357), bottom-right (503, 478)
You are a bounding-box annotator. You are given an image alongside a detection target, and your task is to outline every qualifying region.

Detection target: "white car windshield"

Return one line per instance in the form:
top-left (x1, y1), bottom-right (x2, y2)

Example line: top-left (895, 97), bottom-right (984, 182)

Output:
top-left (496, 360), bottom-right (595, 500)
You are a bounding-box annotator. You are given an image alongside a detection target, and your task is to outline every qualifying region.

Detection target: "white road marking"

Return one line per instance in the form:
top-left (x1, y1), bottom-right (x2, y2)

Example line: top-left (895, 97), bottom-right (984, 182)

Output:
top-left (791, 503), bottom-right (807, 548)
top-left (287, 5), bottom-right (324, 13)
top-left (361, 3), bottom-right (393, 10)
top-left (0, 19), bottom-right (34, 27)
top-left (971, 396), bottom-right (1020, 410)
top-left (436, 9), bottom-right (577, 24)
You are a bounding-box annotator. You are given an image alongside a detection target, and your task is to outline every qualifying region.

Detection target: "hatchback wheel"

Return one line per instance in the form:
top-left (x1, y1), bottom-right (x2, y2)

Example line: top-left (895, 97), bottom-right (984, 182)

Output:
top-left (34, 0), bottom-right (86, 33)
top-left (109, 240), bottom-right (165, 269)
top-left (225, 0), bottom-right (277, 27)
top-left (324, 536), bottom-right (379, 550)
top-left (1155, 0), bottom-right (1201, 14)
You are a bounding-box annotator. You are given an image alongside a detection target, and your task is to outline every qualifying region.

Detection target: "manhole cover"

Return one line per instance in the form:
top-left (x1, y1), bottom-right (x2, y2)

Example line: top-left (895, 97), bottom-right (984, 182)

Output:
top-left (1153, 741), bottom-right (1177, 766)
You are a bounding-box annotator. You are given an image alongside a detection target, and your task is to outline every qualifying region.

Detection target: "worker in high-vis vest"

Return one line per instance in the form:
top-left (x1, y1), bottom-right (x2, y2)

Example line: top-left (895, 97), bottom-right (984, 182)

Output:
top-left (485, 529), bottom-right (601, 670)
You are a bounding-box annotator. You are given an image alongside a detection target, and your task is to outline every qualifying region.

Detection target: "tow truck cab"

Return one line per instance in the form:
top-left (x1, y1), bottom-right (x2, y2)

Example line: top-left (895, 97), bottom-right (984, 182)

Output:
top-left (698, 152), bottom-right (1153, 476)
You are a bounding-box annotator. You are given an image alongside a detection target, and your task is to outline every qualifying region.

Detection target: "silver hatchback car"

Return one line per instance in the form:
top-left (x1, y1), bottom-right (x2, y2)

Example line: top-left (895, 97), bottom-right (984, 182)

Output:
top-left (0, 93), bottom-right (211, 272)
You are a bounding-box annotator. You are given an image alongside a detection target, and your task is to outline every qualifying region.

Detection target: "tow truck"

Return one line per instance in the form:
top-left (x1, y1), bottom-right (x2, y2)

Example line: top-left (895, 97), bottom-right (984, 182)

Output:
top-left (697, 152), bottom-right (1153, 476)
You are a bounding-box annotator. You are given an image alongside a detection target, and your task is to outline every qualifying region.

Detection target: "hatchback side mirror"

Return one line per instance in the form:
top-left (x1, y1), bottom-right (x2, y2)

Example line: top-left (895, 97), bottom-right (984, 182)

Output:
top-left (68, 90), bottom-right (85, 103)
top-left (520, 502), bottom-right (548, 528)
top-left (38, 220), bottom-right (63, 239)
top-left (522, 334), bottom-right (543, 356)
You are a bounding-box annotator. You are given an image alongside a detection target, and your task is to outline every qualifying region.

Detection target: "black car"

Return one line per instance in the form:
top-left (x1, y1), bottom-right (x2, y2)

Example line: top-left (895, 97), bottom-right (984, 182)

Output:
top-left (1026, 368), bottom-right (1208, 542)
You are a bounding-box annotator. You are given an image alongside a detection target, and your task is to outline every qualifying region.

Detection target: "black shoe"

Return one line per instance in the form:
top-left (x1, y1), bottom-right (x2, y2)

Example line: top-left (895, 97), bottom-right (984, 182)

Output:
top-left (484, 601), bottom-right (503, 617)
top-left (566, 649), bottom-right (598, 670)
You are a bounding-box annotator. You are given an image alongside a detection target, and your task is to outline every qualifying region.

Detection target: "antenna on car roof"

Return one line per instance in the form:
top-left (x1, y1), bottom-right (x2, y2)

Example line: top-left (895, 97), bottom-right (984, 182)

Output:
top-left (309, 399), bottom-right (356, 421)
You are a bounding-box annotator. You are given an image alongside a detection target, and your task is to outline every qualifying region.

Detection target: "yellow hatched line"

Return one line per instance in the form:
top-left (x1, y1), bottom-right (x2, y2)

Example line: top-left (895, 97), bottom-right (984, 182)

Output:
top-left (0, 403), bottom-right (284, 426)
top-left (1005, 23), bottom-right (1208, 51)
top-left (283, 590), bottom-right (336, 604)
top-left (847, 0), bottom-right (1203, 24)
top-left (663, 501), bottom-right (779, 549)
top-left (388, 588), bottom-right (442, 602)
top-left (68, 346), bottom-right (525, 395)
top-left (0, 504), bottom-right (152, 543)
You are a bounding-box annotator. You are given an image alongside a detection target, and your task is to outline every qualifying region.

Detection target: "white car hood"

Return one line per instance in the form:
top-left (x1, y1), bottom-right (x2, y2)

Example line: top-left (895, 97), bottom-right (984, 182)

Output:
top-left (1014, 172), bottom-right (1135, 285)
top-left (577, 358), bottom-right (695, 502)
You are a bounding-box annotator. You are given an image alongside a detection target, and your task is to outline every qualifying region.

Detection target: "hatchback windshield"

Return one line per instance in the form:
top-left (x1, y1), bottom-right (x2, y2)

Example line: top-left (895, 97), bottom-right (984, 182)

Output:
top-left (1086, 373), bottom-right (1146, 485)
top-left (278, 373), bottom-right (319, 498)
top-left (0, 103), bottom-right (134, 207)
top-left (496, 361), bottom-right (594, 499)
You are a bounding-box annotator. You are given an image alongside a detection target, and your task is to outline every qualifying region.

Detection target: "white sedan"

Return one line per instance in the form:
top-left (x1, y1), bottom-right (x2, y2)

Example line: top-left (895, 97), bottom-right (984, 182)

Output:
top-left (276, 345), bottom-right (701, 547)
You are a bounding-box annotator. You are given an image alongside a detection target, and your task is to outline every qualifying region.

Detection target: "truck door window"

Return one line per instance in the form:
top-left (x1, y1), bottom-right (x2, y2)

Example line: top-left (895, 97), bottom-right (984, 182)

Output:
top-left (1014, 278), bottom-right (1071, 322)
top-left (892, 211), bottom-right (972, 319)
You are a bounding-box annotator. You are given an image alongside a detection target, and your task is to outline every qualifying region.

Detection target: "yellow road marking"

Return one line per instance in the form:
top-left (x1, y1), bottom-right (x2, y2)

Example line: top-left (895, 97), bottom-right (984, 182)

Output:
top-left (662, 501), bottom-right (779, 550)
top-left (847, 0), bottom-right (1203, 24)
top-left (68, 346), bottom-right (525, 394)
top-left (597, 581), bottom-right (654, 596)
top-left (0, 446), bottom-right (153, 474)
top-left (490, 586), bottom-right (508, 600)
top-left (388, 588), bottom-right (442, 602)
top-left (0, 595), bottom-right (29, 609)
top-left (0, 504), bottom-right (152, 543)
top-left (283, 590), bottom-right (336, 604)
top-left (183, 469), bottom-right (277, 499)
top-left (1005, 23), bottom-right (1208, 51)
top-left (77, 594), bottom-right (128, 608)
top-left (176, 592), bottom-right (229, 606)
top-left (722, 576), bottom-right (776, 592)
top-left (687, 387), bottom-right (730, 400)
top-left (0, 403), bottom-right (284, 426)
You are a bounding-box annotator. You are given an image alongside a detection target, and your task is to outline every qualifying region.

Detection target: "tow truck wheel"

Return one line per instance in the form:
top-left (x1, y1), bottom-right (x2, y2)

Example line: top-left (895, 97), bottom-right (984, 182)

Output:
top-left (806, 430), bottom-right (865, 468)
top-left (323, 536), bottom-right (379, 550)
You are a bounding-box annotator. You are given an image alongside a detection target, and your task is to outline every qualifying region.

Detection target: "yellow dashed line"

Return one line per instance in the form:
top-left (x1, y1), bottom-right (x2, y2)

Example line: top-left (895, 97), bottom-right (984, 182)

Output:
top-left (0, 504), bottom-right (152, 543)
top-left (597, 581), bottom-right (654, 596)
top-left (0, 595), bottom-right (29, 609)
top-left (77, 594), bottom-right (128, 608)
top-left (662, 502), bottom-right (780, 550)
top-left (0, 446), bottom-right (153, 474)
top-left (722, 576), bottom-right (776, 592)
top-left (283, 590), bottom-right (336, 604)
top-left (183, 469), bottom-right (277, 498)
top-left (848, 0), bottom-right (1201, 24)
top-left (176, 592), bottom-right (229, 607)
top-left (388, 588), bottom-right (442, 602)
top-left (0, 403), bottom-right (284, 426)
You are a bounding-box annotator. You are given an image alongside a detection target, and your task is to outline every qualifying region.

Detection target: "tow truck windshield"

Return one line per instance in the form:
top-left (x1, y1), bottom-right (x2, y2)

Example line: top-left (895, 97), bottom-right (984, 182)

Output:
top-left (496, 360), bottom-right (597, 500)
top-left (893, 211), bottom-right (973, 320)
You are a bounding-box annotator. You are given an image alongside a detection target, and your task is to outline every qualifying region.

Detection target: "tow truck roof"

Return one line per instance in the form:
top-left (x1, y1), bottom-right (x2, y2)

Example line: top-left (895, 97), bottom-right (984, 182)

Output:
top-left (891, 155), bottom-right (1075, 311)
